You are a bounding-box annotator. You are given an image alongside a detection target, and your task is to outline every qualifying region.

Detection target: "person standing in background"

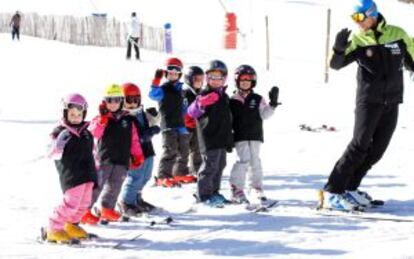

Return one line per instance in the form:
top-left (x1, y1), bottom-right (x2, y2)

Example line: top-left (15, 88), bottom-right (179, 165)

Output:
top-left (126, 12), bottom-right (141, 60)
top-left (10, 11), bottom-right (21, 41)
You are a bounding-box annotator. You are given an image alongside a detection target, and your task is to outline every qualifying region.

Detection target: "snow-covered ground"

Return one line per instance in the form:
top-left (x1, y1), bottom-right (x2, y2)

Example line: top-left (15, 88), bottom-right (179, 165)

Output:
top-left (2, 0), bottom-right (414, 258)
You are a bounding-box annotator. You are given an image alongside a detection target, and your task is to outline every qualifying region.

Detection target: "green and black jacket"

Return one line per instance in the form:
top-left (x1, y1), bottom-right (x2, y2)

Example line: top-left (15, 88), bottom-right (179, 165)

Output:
top-left (330, 14), bottom-right (414, 105)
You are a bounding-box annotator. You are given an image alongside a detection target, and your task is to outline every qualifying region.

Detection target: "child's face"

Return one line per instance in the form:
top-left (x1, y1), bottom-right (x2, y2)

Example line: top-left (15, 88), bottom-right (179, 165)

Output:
top-left (239, 80), bottom-right (252, 91)
top-left (192, 75), bottom-right (204, 89)
top-left (124, 95), bottom-right (140, 110)
top-left (207, 71), bottom-right (225, 89)
top-left (166, 70), bottom-right (180, 82)
top-left (105, 97), bottom-right (123, 112)
top-left (67, 107), bottom-right (83, 124)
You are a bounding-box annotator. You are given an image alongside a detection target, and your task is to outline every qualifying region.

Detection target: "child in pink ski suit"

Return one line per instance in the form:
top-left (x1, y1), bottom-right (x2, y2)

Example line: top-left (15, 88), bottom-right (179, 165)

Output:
top-left (46, 93), bottom-right (97, 243)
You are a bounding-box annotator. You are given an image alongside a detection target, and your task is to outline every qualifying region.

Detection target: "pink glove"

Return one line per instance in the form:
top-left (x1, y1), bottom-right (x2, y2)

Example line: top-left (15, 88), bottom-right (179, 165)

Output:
top-left (198, 92), bottom-right (219, 107)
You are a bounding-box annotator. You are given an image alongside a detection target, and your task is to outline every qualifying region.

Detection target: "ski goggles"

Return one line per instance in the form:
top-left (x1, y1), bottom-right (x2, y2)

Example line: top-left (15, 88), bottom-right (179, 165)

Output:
top-left (125, 95), bottom-right (140, 104)
top-left (351, 12), bottom-right (367, 23)
top-left (238, 74), bottom-right (255, 81)
top-left (105, 97), bottom-right (123, 103)
top-left (207, 74), bottom-right (225, 81)
top-left (66, 103), bottom-right (87, 111)
top-left (166, 65), bottom-right (182, 73)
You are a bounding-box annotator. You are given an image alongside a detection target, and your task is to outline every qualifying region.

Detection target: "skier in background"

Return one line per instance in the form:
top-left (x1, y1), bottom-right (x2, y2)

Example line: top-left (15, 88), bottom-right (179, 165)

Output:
top-left (322, 0), bottom-right (414, 211)
top-left (126, 12), bottom-right (141, 60)
top-left (10, 11), bottom-right (21, 41)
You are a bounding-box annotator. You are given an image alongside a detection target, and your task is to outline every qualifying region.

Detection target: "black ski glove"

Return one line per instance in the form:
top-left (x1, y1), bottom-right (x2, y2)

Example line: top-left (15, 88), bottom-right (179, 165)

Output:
top-left (146, 107), bottom-right (158, 117)
top-left (269, 86), bottom-right (281, 108)
top-left (333, 28), bottom-right (351, 53)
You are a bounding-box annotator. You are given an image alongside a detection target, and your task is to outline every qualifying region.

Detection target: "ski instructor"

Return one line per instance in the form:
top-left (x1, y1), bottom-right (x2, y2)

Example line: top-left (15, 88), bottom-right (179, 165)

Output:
top-left (322, 0), bottom-right (414, 210)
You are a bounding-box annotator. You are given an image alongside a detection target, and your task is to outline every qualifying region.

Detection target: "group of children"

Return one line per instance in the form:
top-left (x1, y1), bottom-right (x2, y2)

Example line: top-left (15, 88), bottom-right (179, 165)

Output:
top-left (45, 57), bottom-right (280, 243)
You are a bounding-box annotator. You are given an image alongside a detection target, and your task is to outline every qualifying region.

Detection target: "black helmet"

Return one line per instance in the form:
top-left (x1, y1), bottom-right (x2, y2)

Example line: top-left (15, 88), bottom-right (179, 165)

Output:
top-left (234, 64), bottom-right (257, 88)
top-left (184, 66), bottom-right (204, 86)
top-left (206, 60), bottom-right (228, 76)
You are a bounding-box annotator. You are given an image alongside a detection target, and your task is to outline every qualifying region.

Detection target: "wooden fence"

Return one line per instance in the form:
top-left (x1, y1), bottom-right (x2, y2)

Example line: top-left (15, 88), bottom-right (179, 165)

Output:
top-left (0, 12), bottom-right (165, 51)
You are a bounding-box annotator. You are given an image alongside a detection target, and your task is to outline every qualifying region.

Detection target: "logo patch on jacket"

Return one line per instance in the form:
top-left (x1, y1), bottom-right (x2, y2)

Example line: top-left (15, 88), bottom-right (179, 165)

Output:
top-left (385, 43), bottom-right (401, 55)
top-left (366, 48), bottom-right (374, 57)
top-left (249, 99), bottom-right (257, 109)
top-left (121, 120), bottom-right (128, 128)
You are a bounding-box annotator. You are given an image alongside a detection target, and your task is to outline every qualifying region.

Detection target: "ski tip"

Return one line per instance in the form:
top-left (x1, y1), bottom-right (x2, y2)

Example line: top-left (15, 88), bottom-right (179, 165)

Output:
top-left (165, 216), bottom-right (173, 224)
top-left (40, 227), bottom-right (47, 241)
top-left (100, 220), bottom-right (109, 225)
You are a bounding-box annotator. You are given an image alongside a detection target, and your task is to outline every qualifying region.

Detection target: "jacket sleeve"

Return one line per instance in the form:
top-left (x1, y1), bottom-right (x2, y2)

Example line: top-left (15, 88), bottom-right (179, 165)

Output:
top-left (148, 125), bottom-right (161, 136)
top-left (88, 115), bottom-right (106, 140)
top-left (259, 98), bottom-right (275, 120)
top-left (47, 128), bottom-right (70, 160)
top-left (48, 138), bottom-right (64, 160)
top-left (187, 97), bottom-right (205, 119)
top-left (330, 49), bottom-right (358, 70)
top-left (130, 123), bottom-right (144, 169)
top-left (403, 35), bottom-right (414, 72)
top-left (149, 86), bottom-right (164, 101)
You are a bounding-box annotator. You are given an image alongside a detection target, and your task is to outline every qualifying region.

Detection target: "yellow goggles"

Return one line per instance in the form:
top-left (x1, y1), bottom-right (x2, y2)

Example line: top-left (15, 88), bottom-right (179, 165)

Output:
top-left (351, 12), bottom-right (367, 23)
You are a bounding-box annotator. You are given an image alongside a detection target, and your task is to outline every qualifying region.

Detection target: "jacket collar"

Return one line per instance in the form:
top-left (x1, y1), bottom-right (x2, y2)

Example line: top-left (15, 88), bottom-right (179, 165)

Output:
top-left (61, 120), bottom-right (89, 137)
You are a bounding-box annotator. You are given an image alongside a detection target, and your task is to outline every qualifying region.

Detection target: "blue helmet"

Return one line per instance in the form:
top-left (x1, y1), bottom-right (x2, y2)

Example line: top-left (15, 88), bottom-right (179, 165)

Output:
top-left (206, 60), bottom-right (228, 76)
top-left (353, 0), bottom-right (378, 18)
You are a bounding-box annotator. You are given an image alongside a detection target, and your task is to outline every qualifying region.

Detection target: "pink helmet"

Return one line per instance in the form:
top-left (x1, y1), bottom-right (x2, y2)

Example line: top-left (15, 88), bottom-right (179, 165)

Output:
top-left (62, 93), bottom-right (88, 109)
top-left (62, 93), bottom-right (88, 121)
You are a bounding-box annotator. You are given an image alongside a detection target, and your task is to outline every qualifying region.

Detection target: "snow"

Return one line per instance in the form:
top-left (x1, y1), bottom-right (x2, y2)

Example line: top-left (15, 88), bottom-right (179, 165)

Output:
top-left (2, 0), bottom-right (414, 258)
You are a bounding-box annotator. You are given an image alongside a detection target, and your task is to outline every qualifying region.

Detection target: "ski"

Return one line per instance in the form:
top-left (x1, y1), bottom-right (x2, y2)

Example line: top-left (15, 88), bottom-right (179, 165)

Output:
top-left (121, 214), bottom-right (174, 227)
top-left (247, 200), bottom-right (278, 213)
top-left (112, 216), bottom-right (173, 250)
top-left (314, 208), bottom-right (414, 222)
top-left (149, 216), bottom-right (174, 227)
top-left (112, 233), bottom-right (144, 250)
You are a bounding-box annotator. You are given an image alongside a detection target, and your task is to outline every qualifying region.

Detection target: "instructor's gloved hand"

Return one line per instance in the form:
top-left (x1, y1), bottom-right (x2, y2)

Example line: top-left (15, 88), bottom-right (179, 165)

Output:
top-left (269, 86), bottom-right (281, 108)
top-left (152, 69), bottom-right (165, 87)
top-left (333, 28), bottom-right (351, 53)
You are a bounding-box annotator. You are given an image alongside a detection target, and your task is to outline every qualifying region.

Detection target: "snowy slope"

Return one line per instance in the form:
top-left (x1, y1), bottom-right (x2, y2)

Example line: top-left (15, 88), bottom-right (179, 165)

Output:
top-left (2, 0), bottom-right (414, 258)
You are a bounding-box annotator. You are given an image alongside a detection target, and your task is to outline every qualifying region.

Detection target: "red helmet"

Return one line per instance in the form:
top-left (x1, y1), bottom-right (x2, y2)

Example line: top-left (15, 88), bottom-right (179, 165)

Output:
top-left (165, 57), bottom-right (183, 71)
top-left (122, 82), bottom-right (141, 96)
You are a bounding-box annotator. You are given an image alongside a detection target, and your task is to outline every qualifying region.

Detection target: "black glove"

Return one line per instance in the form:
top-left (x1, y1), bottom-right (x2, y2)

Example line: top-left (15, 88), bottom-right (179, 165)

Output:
top-left (146, 107), bottom-right (158, 117)
top-left (269, 86), bottom-right (280, 108)
top-left (333, 28), bottom-right (351, 53)
top-left (152, 69), bottom-right (165, 86)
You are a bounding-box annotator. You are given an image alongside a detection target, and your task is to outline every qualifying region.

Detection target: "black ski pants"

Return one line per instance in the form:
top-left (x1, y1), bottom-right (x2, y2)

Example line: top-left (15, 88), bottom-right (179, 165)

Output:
top-left (12, 26), bottom-right (20, 40)
top-left (197, 149), bottom-right (227, 201)
top-left (157, 130), bottom-right (190, 179)
top-left (126, 37), bottom-right (140, 59)
top-left (324, 103), bottom-right (399, 194)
